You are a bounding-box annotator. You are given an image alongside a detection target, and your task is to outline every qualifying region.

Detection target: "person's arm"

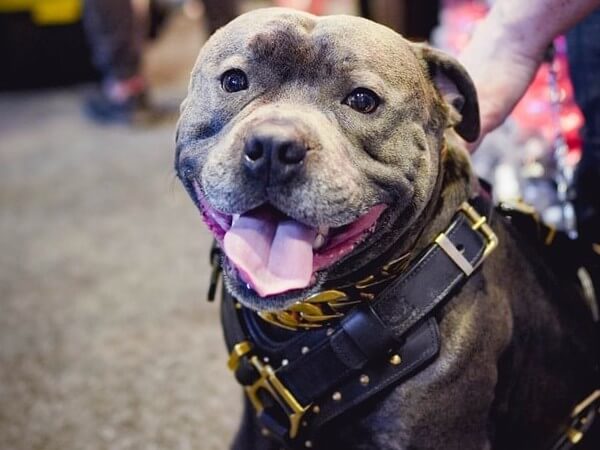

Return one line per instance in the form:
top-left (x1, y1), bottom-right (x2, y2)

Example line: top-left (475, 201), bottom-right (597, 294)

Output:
top-left (459, 0), bottom-right (600, 150)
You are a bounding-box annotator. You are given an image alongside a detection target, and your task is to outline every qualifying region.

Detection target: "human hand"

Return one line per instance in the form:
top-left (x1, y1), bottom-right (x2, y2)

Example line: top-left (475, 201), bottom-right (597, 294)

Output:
top-left (459, 14), bottom-right (544, 151)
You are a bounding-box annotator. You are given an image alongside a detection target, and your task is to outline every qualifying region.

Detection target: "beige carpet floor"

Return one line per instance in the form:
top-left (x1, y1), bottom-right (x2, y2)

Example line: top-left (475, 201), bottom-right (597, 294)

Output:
top-left (0, 12), bottom-right (242, 450)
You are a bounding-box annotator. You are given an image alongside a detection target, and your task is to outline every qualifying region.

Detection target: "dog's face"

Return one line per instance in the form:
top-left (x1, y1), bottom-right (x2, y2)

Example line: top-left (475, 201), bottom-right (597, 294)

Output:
top-left (176, 8), bottom-right (479, 311)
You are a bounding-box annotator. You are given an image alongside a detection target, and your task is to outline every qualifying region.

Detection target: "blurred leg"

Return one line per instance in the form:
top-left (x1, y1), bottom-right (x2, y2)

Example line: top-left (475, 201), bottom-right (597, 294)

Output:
top-left (83, 0), bottom-right (141, 81)
top-left (567, 9), bottom-right (600, 310)
top-left (567, 9), bottom-right (600, 245)
top-left (82, 0), bottom-right (148, 122)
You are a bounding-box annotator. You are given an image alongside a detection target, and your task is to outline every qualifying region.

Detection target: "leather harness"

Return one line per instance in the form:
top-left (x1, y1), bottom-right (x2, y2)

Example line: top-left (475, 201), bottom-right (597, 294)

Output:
top-left (218, 196), bottom-right (497, 449)
top-left (210, 195), bottom-right (599, 450)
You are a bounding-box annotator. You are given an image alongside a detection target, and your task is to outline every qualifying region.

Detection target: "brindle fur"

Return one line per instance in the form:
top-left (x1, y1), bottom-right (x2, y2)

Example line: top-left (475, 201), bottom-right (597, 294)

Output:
top-left (176, 8), bottom-right (598, 449)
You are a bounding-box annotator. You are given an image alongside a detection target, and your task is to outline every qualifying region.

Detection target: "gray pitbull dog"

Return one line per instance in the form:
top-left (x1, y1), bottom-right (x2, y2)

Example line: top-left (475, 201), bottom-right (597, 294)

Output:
top-left (176, 8), bottom-right (598, 450)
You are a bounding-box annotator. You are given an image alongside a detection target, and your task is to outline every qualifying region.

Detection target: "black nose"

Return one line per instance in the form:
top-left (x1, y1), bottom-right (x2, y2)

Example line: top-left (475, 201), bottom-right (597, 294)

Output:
top-left (243, 128), bottom-right (307, 183)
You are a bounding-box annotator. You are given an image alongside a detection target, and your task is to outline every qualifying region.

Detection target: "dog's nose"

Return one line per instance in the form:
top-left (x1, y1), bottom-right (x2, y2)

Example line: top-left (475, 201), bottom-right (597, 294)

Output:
top-left (243, 130), bottom-right (307, 183)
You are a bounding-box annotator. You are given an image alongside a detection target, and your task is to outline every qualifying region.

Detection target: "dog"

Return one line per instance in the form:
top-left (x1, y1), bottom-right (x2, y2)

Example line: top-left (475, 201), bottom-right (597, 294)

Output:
top-left (175, 8), bottom-right (599, 449)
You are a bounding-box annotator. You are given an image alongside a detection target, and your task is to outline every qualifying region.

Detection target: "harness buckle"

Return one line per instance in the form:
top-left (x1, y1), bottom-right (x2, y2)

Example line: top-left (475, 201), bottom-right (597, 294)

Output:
top-left (244, 356), bottom-right (310, 439)
top-left (228, 344), bottom-right (310, 439)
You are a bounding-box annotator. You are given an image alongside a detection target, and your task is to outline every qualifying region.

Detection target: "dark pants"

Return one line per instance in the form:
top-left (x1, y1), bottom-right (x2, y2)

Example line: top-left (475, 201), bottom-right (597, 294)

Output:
top-left (83, 0), bottom-right (141, 80)
top-left (83, 0), bottom-right (238, 81)
top-left (567, 8), bottom-right (600, 244)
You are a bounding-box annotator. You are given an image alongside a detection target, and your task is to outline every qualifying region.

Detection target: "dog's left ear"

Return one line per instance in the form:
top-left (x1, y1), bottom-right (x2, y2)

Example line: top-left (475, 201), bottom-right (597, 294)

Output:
top-left (412, 44), bottom-right (481, 142)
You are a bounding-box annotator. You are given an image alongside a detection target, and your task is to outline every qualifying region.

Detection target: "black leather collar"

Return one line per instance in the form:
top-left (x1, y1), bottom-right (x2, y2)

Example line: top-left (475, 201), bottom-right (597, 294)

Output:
top-left (218, 195), bottom-right (497, 449)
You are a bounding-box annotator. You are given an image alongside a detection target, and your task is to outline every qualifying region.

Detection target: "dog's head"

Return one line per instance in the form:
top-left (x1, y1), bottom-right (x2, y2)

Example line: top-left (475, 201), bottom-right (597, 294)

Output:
top-left (175, 8), bottom-right (479, 311)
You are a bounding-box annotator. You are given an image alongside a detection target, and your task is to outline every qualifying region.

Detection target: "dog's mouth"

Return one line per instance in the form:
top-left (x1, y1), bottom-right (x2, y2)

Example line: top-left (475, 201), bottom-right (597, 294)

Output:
top-left (192, 181), bottom-right (387, 298)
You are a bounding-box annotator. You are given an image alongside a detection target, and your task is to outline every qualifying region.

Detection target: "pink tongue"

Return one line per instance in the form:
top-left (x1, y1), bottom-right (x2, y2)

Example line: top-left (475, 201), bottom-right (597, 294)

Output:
top-left (223, 209), bottom-right (317, 297)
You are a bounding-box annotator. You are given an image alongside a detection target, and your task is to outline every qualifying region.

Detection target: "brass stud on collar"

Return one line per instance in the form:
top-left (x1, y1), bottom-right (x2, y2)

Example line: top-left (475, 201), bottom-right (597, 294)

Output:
top-left (359, 374), bottom-right (370, 386)
top-left (281, 359), bottom-right (289, 366)
top-left (301, 346), bottom-right (310, 354)
top-left (235, 302), bottom-right (242, 310)
top-left (261, 428), bottom-right (270, 437)
top-left (332, 391), bottom-right (342, 401)
top-left (312, 405), bottom-right (320, 414)
top-left (263, 356), bottom-right (270, 363)
top-left (326, 328), bottom-right (334, 336)
top-left (305, 440), bottom-right (313, 448)
top-left (390, 354), bottom-right (402, 365)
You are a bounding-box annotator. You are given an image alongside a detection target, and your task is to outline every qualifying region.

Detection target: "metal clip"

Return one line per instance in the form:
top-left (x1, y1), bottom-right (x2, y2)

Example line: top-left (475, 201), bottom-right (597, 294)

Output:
top-left (459, 202), bottom-right (499, 260)
top-left (227, 341), bottom-right (252, 371)
top-left (550, 389), bottom-right (600, 449)
top-left (244, 356), bottom-right (310, 439)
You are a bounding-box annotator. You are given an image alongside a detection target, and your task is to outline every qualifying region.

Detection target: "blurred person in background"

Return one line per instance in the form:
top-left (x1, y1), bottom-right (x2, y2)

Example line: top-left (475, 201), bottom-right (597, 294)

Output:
top-left (459, 0), bottom-right (600, 292)
top-left (83, 0), bottom-right (238, 123)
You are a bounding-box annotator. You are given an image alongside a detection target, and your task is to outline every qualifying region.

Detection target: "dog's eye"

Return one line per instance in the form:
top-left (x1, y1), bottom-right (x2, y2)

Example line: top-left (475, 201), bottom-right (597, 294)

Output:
top-left (343, 88), bottom-right (379, 113)
top-left (221, 69), bottom-right (248, 93)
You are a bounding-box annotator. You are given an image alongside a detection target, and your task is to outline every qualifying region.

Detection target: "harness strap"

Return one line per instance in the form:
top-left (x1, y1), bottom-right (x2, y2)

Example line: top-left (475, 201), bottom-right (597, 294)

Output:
top-left (221, 197), bottom-right (496, 449)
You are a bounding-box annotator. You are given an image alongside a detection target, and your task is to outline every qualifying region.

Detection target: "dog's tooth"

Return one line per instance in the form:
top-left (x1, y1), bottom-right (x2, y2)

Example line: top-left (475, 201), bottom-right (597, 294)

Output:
top-left (232, 214), bottom-right (240, 225)
top-left (318, 226), bottom-right (330, 236)
top-left (313, 233), bottom-right (326, 250)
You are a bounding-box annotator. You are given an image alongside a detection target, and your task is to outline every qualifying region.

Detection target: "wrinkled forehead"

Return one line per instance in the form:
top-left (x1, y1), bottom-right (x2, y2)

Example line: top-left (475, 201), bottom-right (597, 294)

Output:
top-left (196, 9), bottom-right (426, 89)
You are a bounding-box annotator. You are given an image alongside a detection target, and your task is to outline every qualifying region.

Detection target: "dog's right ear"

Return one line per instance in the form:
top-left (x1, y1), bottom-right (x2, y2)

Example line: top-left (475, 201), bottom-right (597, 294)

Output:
top-left (412, 43), bottom-right (481, 143)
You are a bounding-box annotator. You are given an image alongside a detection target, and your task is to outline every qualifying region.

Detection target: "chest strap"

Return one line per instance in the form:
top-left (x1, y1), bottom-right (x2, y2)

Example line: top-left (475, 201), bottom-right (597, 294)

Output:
top-left (221, 198), bottom-right (497, 449)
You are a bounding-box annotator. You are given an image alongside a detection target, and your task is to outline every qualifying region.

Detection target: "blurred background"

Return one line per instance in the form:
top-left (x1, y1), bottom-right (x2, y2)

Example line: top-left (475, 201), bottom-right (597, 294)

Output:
top-left (0, 1), bottom-right (583, 449)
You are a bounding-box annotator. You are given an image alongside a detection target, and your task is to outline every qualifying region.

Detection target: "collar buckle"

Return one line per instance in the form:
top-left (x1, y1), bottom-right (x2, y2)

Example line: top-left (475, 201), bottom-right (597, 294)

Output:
top-left (435, 201), bottom-right (498, 276)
